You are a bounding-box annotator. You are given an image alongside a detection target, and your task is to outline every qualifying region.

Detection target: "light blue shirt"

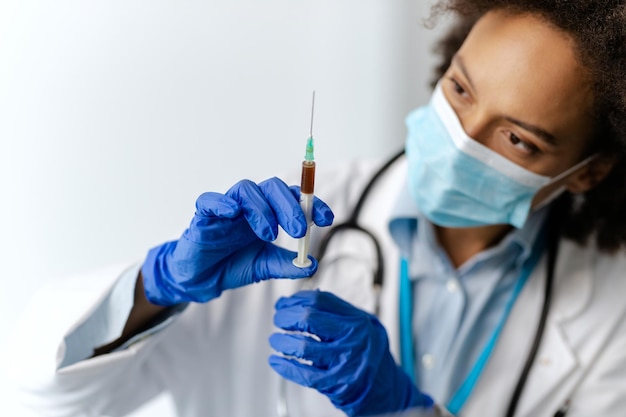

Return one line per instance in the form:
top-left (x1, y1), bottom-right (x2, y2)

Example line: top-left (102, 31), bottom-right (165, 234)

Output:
top-left (389, 183), bottom-right (547, 404)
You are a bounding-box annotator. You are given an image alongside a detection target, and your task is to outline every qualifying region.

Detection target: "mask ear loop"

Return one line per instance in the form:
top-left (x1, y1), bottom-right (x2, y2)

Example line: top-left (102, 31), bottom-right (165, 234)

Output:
top-left (532, 154), bottom-right (599, 212)
top-left (549, 153), bottom-right (599, 183)
top-left (532, 186), bottom-right (567, 211)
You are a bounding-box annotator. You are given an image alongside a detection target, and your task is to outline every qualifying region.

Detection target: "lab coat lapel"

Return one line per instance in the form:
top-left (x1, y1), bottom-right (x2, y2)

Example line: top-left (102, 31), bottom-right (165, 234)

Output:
top-left (514, 320), bottom-right (578, 416)
top-left (514, 240), bottom-right (592, 416)
top-left (462, 240), bottom-right (591, 416)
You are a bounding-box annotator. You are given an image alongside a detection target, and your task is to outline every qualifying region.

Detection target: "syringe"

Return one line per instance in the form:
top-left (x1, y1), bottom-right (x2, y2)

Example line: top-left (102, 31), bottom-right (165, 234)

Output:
top-left (292, 92), bottom-right (316, 268)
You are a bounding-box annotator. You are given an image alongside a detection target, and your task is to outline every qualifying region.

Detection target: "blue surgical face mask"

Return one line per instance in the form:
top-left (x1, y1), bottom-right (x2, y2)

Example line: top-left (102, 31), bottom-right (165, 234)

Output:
top-left (405, 83), bottom-right (593, 229)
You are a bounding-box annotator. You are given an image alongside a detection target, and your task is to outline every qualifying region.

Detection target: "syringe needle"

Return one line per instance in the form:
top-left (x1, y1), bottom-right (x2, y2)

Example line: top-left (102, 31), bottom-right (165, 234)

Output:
top-left (310, 90), bottom-right (315, 138)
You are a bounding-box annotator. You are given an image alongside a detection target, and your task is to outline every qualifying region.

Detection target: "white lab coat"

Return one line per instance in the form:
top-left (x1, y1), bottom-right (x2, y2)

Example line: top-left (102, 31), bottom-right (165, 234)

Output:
top-left (5, 156), bottom-right (626, 417)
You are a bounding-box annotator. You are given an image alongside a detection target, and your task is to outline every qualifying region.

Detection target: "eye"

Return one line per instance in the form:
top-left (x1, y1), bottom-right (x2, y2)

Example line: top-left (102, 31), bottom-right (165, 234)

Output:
top-left (448, 77), bottom-right (469, 98)
top-left (508, 132), bottom-right (540, 155)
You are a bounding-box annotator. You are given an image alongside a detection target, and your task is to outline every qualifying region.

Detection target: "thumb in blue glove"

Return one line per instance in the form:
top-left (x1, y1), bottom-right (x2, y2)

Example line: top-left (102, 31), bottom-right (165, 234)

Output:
top-left (269, 290), bottom-right (434, 417)
top-left (141, 177), bottom-right (334, 306)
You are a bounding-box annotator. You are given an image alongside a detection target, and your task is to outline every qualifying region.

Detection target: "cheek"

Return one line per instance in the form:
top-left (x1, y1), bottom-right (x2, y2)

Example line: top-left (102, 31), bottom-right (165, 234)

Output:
top-left (531, 180), bottom-right (567, 209)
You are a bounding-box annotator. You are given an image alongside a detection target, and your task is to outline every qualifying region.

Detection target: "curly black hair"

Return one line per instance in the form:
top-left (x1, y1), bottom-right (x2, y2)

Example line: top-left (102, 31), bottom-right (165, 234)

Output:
top-left (430, 0), bottom-right (626, 252)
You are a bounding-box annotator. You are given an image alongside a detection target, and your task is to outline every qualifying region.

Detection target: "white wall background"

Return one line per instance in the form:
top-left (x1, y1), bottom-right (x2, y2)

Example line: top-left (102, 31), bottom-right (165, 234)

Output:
top-left (0, 0), bottom-right (452, 415)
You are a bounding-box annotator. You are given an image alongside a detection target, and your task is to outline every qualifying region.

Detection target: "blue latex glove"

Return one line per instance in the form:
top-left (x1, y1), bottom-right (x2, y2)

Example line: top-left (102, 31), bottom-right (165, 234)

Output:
top-left (269, 290), bottom-right (434, 417)
top-left (141, 177), bottom-right (334, 306)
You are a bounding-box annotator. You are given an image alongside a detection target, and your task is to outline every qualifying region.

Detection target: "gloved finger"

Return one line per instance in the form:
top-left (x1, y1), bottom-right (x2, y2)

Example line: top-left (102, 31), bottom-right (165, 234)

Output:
top-left (269, 333), bottom-right (333, 369)
top-left (289, 186), bottom-right (334, 227)
top-left (275, 290), bottom-right (362, 316)
top-left (188, 193), bottom-right (252, 245)
top-left (251, 244), bottom-right (318, 279)
top-left (194, 192), bottom-right (241, 218)
top-left (268, 355), bottom-right (326, 389)
top-left (273, 303), bottom-right (351, 341)
top-left (259, 177), bottom-right (307, 238)
top-left (225, 179), bottom-right (279, 242)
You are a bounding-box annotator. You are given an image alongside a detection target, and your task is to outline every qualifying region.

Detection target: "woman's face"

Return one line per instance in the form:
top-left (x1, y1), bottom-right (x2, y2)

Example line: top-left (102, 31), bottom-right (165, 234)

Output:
top-left (441, 10), bottom-right (598, 197)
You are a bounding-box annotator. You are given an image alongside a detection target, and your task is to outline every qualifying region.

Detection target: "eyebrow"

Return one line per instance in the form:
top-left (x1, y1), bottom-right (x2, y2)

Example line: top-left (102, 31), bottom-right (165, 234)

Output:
top-left (452, 54), bottom-right (477, 93)
top-left (504, 116), bottom-right (558, 146)
top-left (451, 54), bottom-right (558, 147)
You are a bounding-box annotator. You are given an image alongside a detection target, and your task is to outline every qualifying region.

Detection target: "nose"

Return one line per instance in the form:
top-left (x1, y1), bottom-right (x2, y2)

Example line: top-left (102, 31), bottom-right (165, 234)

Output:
top-left (457, 108), bottom-right (491, 145)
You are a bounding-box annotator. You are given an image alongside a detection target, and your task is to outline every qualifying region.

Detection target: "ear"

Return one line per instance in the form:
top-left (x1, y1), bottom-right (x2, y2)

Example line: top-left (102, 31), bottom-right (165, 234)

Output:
top-left (565, 155), bottom-right (616, 193)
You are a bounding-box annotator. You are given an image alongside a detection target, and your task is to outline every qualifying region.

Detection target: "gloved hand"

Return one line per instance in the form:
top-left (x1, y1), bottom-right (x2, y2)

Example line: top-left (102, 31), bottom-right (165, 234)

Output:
top-left (141, 177), bottom-right (334, 306)
top-left (269, 290), bottom-right (434, 417)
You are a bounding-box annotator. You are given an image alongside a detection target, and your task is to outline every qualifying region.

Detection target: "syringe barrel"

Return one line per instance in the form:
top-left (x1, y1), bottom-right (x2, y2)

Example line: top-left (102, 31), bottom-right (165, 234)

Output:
top-left (293, 192), bottom-right (314, 268)
top-left (300, 161), bottom-right (316, 194)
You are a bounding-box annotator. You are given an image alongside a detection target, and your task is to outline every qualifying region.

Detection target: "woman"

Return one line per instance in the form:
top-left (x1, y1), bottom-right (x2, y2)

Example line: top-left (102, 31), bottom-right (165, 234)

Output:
top-left (6, 1), bottom-right (626, 416)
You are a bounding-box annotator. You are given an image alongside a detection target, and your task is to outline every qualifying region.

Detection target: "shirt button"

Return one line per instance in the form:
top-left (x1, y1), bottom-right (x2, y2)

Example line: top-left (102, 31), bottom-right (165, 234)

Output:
top-left (422, 354), bottom-right (436, 370)
top-left (446, 279), bottom-right (459, 292)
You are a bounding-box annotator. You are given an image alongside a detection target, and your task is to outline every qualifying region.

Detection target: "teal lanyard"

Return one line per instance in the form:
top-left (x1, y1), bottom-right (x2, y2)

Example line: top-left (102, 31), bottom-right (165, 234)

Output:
top-left (399, 231), bottom-right (546, 414)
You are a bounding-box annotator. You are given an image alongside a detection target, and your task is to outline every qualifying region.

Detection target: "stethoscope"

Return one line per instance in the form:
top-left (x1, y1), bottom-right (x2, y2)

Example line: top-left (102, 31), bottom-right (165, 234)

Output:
top-left (278, 150), bottom-right (567, 417)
